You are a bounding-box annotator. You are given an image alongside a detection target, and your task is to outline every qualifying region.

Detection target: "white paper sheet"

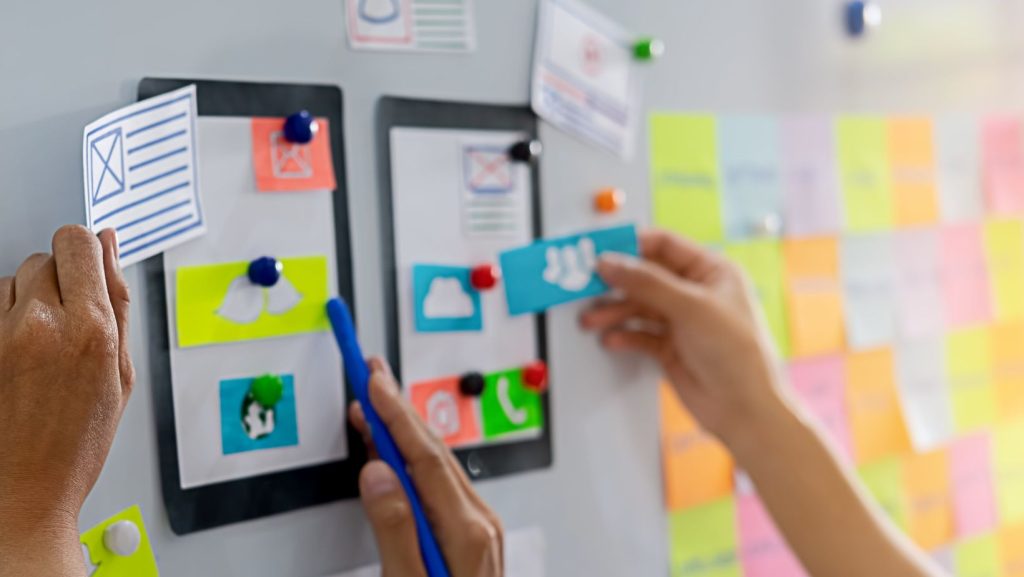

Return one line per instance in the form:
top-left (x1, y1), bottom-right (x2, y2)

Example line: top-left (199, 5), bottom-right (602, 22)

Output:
top-left (896, 338), bottom-right (957, 451)
top-left (841, 234), bottom-right (897, 349)
top-left (345, 0), bottom-right (477, 53)
top-left (937, 116), bottom-right (984, 222)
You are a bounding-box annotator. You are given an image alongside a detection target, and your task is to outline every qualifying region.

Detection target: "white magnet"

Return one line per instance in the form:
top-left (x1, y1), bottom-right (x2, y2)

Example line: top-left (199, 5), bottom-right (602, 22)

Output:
top-left (103, 520), bottom-right (141, 557)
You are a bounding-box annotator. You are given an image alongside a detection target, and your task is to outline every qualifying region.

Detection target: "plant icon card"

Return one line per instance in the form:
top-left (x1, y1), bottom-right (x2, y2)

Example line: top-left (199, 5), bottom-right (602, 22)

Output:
top-left (219, 375), bottom-right (299, 455)
top-left (344, 0), bottom-right (477, 53)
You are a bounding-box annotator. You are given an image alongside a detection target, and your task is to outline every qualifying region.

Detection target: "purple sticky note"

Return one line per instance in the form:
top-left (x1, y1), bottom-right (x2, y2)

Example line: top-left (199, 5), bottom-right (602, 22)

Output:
top-left (737, 493), bottom-right (808, 577)
top-left (790, 356), bottom-right (853, 463)
top-left (982, 117), bottom-right (1024, 215)
top-left (950, 433), bottom-right (998, 538)
top-left (940, 224), bottom-right (993, 328)
top-left (781, 117), bottom-right (841, 237)
top-left (894, 229), bottom-right (945, 339)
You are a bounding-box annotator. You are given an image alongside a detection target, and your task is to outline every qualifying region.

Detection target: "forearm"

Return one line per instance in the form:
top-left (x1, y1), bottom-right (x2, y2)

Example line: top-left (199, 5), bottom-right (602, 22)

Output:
top-left (0, 512), bottom-right (85, 577)
top-left (726, 392), bottom-right (943, 577)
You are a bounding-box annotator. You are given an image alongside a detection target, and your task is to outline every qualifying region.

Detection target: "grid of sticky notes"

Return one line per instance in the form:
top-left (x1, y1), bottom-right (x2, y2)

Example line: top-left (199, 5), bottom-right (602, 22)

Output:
top-left (653, 113), bottom-right (1024, 577)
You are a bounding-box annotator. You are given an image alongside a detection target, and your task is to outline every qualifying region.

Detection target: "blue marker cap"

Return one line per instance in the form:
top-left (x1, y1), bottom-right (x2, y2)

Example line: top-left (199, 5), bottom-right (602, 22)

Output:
top-left (248, 256), bottom-right (282, 287)
top-left (283, 110), bottom-right (319, 144)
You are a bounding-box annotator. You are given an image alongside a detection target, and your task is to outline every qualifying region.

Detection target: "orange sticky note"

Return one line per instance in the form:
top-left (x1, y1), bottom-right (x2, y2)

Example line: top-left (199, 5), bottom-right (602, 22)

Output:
top-left (992, 323), bottom-right (1024, 422)
top-left (409, 377), bottom-right (481, 447)
top-left (888, 117), bottom-right (940, 226)
top-left (660, 383), bottom-right (734, 510)
top-left (1001, 523), bottom-right (1024, 577)
top-left (251, 117), bottom-right (337, 192)
top-left (846, 348), bottom-right (912, 464)
top-left (783, 237), bottom-right (844, 358)
top-left (903, 449), bottom-right (954, 550)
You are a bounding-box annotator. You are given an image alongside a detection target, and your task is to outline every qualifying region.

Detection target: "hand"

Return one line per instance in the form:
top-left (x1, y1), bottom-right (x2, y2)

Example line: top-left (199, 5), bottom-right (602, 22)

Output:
top-left (0, 227), bottom-right (133, 574)
top-left (580, 229), bottom-right (788, 449)
top-left (348, 359), bottom-right (503, 577)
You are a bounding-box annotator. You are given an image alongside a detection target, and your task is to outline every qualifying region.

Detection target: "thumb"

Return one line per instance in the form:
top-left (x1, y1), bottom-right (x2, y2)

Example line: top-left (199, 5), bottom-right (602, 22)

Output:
top-left (597, 252), bottom-right (703, 318)
top-left (359, 461), bottom-right (428, 577)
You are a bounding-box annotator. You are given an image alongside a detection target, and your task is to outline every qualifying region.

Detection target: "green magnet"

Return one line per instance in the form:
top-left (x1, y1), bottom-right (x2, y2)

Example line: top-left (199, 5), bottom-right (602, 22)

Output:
top-left (250, 374), bottom-right (285, 408)
top-left (633, 37), bottom-right (665, 61)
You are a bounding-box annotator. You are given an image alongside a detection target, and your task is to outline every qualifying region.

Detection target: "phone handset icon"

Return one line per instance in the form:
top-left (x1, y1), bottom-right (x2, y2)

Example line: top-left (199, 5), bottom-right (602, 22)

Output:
top-left (497, 375), bottom-right (528, 425)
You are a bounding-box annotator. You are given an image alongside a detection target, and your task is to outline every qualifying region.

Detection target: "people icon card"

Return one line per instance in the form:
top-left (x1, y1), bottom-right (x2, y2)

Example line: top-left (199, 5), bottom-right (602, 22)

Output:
top-left (251, 117), bottom-right (337, 193)
top-left (410, 376), bottom-right (482, 447)
top-left (481, 368), bottom-right (544, 438)
top-left (413, 264), bottom-right (483, 332)
top-left (500, 224), bottom-right (639, 315)
top-left (219, 374), bottom-right (299, 455)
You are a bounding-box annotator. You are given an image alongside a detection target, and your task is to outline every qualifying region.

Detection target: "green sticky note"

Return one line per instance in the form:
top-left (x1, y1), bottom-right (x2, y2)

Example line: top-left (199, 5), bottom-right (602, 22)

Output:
top-left (669, 498), bottom-right (740, 577)
top-left (996, 422), bottom-right (1024, 524)
top-left (650, 114), bottom-right (724, 244)
top-left (837, 117), bottom-right (893, 231)
top-left (946, 328), bottom-right (996, 432)
top-left (480, 368), bottom-right (543, 438)
top-left (857, 458), bottom-right (908, 531)
top-left (80, 505), bottom-right (159, 577)
top-left (725, 239), bottom-right (790, 358)
top-left (176, 256), bottom-right (330, 348)
top-left (955, 533), bottom-right (1000, 577)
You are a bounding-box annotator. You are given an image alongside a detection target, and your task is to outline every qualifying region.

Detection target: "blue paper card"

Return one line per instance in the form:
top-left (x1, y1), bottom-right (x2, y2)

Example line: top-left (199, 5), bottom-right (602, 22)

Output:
top-left (219, 375), bottom-right (299, 455)
top-left (413, 265), bottom-right (483, 332)
top-left (500, 224), bottom-right (639, 315)
top-left (719, 116), bottom-right (782, 239)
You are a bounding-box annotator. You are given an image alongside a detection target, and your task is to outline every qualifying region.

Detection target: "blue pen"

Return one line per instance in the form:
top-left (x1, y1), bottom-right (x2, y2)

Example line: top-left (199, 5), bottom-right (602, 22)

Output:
top-left (326, 298), bottom-right (450, 577)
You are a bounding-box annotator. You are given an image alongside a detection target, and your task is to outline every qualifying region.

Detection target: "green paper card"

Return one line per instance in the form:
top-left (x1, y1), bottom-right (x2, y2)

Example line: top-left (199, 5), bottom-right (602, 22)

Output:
top-left (669, 497), bottom-right (741, 577)
top-left (857, 457), bottom-right (908, 531)
top-left (80, 505), bottom-right (159, 577)
top-left (725, 239), bottom-right (790, 358)
top-left (481, 368), bottom-right (543, 438)
top-left (176, 256), bottom-right (330, 348)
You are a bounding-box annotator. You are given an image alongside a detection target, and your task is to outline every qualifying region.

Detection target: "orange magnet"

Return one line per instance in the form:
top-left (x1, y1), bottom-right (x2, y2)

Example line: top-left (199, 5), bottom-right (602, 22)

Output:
top-left (594, 188), bottom-right (624, 214)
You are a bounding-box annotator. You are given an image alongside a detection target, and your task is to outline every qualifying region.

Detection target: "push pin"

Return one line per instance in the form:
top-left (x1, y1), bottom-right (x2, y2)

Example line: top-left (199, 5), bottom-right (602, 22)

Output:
top-left (751, 213), bottom-right (782, 237)
top-left (594, 187), bottom-right (625, 214)
top-left (248, 256), bottom-right (283, 288)
top-left (103, 520), bottom-right (141, 557)
top-left (508, 140), bottom-right (543, 163)
top-left (844, 1), bottom-right (881, 38)
top-left (459, 372), bottom-right (486, 397)
top-left (523, 361), bottom-right (548, 393)
top-left (251, 374), bottom-right (285, 409)
top-left (633, 37), bottom-right (665, 61)
top-left (470, 264), bottom-right (501, 291)
top-left (283, 110), bottom-right (319, 144)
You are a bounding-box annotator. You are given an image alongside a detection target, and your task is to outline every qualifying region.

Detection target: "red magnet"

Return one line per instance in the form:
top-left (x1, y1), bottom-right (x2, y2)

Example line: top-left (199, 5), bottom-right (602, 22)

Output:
top-left (470, 264), bottom-right (501, 291)
top-left (523, 361), bottom-right (548, 393)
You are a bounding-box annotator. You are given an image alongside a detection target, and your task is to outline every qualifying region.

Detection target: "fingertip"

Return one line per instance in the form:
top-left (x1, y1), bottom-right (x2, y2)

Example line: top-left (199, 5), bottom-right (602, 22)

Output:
top-left (99, 228), bottom-right (120, 263)
top-left (360, 460), bottom-right (401, 499)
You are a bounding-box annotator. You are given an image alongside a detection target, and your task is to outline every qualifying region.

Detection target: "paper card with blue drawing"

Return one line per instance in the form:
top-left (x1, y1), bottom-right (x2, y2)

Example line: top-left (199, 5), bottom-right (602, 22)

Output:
top-left (413, 265), bottom-right (483, 333)
top-left (500, 224), bottom-right (639, 315)
top-left (461, 142), bottom-right (527, 238)
top-left (82, 84), bottom-right (205, 266)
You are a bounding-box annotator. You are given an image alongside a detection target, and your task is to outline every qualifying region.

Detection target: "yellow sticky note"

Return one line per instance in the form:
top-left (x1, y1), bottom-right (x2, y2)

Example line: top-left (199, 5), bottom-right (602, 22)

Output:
top-left (992, 323), bottom-right (1024, 422)
top-left (903, 449), bottom-right (954, 550)
top-left (837, 117), bottom-right (893, 231)
top-left (996, 422), bottom-right (1024, 524)
top-left (888, 117), bottom-right (939, 226)
top-left (650, 114), bottom-right (724, 244)
top-left (725, 240), bottom-right (790, 358)
top-left (947, 328), bottom-right (996, 432)
top-left (846, 348), bottom-right (912, 464)
top-left (661, 384), bottom-right (734, 510)
top-left (984, 219), bottom-right (1024, 322)
top-left (858, 457), bottom-right (908, 530)
top-left (80, 505), bottom-right (159, 577)
top-left (783, 237), bottom-right (844, 358)
top-left (956, 534), bottom-right (1000, 577)
top-left (669, 498), bottom-right (741, 577)
top-left (1000, 523), bottom-right (1024, 577)
top-left (176, 256), bottom-right (330, 348)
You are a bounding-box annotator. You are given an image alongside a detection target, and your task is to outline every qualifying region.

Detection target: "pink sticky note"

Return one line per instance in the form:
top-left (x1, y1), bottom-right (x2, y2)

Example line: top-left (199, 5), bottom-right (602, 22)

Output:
top-left (950, 433), bottom-right (998, 538)
top-left (790, 356), bottom-right (854, 463)
top-left (738, 493), bottom-right (808, 577)
top-left (894, 229), bottom-right (945, 339)
top-left (941, 224), bottom-right (993, 327)
top-left (982, 117), bottom-right (1024, 214)
top-left (781, 117), bottom-right (842, 237)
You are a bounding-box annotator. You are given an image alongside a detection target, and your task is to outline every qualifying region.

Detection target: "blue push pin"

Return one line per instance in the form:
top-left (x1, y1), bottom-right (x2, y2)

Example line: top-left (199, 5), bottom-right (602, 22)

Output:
top-left (283, 111), bottom-right (319, 144)
top-left (844, 1), bottom-right (881, 38)
top-left (248, 256), bottom-right (283, 287)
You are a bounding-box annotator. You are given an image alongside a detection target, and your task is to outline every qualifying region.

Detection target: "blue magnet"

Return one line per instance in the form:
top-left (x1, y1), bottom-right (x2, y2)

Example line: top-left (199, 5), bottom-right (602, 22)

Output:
top-left (283, 111), bottom-right (319, 144)
top-left (248, 256), bottom-right (283, 287)
top-left (845, 1), bottom-right (881, 37)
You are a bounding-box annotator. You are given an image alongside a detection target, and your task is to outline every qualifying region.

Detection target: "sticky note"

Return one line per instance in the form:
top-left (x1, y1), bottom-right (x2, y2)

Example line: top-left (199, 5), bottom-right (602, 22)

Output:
top-left (669, 498), bottom-right (741, 577)
top-left (893, 229), bottom-right (944, 340)
top-left (846, 348), bottom-right (912, 464)
top-left (837, 117), bottom-right (893, 231)
top-left (724, 239), bottom-right (790, 358)
top-left (946, 328), bottom-right (995, 432)
top-left (903, 449), bottom-right (954, 550)
top-left (80, 505), bottom-right (159, 577)
top-left (932, 548), bottom-right (956, 575)
top-left (887, 117), bottom-right (939, 226)
top-left (936, 116), bottom-right (984, 222)
top-left (896, 338), bottom-right (956, 452)
top-left (841, 234), bottom-right (896, 349)
top-left (982, 116), bottom-right (1024, 214)
top-left (219, 374), bottom-right (299, 455)
top-left (650, 114), bottom-right (724, 244)
top-left (737, 493), bottom-right (807, 577)
top-left (950, 433), bottom-right (998, 538)
top-left (789, 356), bottom-right (854, 463)
top-left (996, 422), bottom-right (1024, 524)
top-left (481, 368), bottom-right (543, 438)
top-left (412, 265), bottom-right (482, 332)
top-left (660, 384), bottom-right (734, 510)
top-left (251, 117), bottom-right (337, 192)
top-left (82, 84), bottom-right (205, 267)
top-left (500, 224), bottom-right (638, 315)
top-left (983, 219), bottom-right (1024, 322)
top-left (783, 237), bottom-right (844, 357)
top-left (175, 255), bottom-right (330, 348)
top-left (955, 534), bottom-right (1000, 577)
top-left (940, 224), bottom-right (993, 328)
top-left (992, 323), bottom-right (1024, 422)
top-left (780, 117), bottom-right (841, 237)
top-left (857, 457), bottom-right (908, 530)
top-left (718, 116), bottom-right (781, 239)
top-left (1000, 523), bottom-right (1024, 577)
top-left (410, 376), bottom-right (482, 447)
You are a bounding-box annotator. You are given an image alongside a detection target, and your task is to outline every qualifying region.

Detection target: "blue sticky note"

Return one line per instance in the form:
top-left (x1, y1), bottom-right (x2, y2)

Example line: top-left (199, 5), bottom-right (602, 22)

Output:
top-left (413, 265), bottom-right (483, 332)
top-left (219, 375), bottom-right (299, 455)
top-left (500, 224), bottom-right (639, 315)
top-left (719, 116), bottom-right (782, 239)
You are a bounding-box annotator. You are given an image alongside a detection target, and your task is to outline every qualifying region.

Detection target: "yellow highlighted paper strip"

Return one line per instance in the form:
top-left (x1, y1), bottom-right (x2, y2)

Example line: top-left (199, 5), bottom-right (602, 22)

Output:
top-left (837, 117), bottom-right (893, 231)
top-left (176, 256), bottom-right (330, 348)
top-left (669, 497), bottom-right (741, 577)
top-left (955, 533), bottom-right (1000, 577)
top-left (80, 505), bottom-right (159, 577)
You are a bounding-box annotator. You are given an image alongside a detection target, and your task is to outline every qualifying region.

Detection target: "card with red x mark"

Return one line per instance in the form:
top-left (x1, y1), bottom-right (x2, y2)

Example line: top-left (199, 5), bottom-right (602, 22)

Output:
top-left (251, 117), bottom-right (337, 192)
